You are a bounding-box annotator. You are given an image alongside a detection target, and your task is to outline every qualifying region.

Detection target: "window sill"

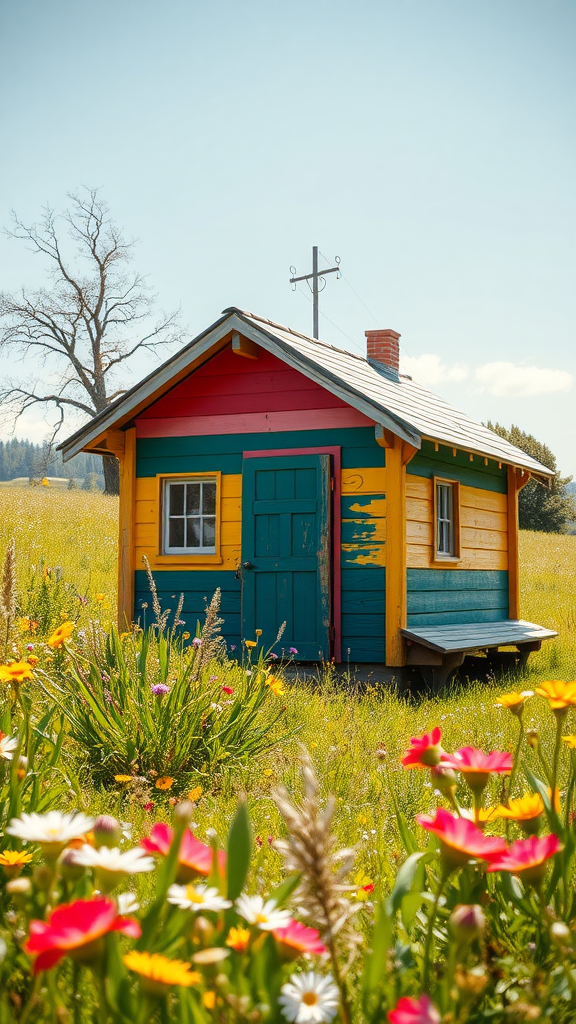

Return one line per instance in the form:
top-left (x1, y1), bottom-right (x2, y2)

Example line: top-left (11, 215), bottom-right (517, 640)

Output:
top-left (431, 556), bottom-right (462, 568)
top-left (147, 554), bottom-right (224, 568)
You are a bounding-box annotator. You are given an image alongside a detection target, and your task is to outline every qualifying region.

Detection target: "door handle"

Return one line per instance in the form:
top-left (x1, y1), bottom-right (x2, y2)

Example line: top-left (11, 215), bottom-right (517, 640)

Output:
top-left (242, 561), bottom-right (255, 570)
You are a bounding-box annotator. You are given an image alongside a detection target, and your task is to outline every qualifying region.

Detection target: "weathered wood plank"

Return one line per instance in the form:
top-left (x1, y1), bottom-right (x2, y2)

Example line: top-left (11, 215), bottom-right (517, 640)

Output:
top-left (341, 468), bottom-right (386, 494)
top-left (401, 618), bottom-right (557, 654)
top-left (407, 569), bottom-right (508, 591)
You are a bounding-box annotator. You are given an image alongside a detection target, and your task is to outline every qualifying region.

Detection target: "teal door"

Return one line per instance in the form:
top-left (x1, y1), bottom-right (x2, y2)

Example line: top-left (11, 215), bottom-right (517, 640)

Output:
top-left (241, 454), bottom-right (331, 660)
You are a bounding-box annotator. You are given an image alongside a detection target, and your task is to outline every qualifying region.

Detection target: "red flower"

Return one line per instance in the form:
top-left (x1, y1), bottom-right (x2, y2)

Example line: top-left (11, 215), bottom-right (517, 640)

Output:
top-left (25, 897), bottom-right (140, 973)
top-left (388, 994), bottom-right (441, 1024)
top-left (401, 728), bottom-right (443, 769)
top-left (439, 746), bottom-right (512, 782)
top-left (221, 685), bottom-right (234, 695)
top-left (416, 809), bottom-right (507, 868)
top-left (273, 919), bottom-right (328, 959)
top-left (141, 822), bottom-right (226, 882)
top-left (486, 834), bottom-right (561, 885)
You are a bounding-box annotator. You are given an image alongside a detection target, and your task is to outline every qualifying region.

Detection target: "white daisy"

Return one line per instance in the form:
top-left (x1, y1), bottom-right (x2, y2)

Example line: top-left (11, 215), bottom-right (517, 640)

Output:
top-left (74, 845), bottom-right (154, 876)
top-left (235, 893), bottom-right (291, 931)
top-left (0, 734), bottom-right (19, 761)
top-left (6, 811), bottom-right (95, 854)
top-left (279, 972), bottom-right (339, 1023)
top-left (117, 892), bottom-right (140, 915)
top-left (167, 883), bottom-right (232, 912)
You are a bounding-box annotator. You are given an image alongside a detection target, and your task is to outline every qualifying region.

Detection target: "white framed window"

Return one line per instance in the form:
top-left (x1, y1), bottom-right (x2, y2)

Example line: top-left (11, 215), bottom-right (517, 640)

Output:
top-left (163, 477), bottom-right (217, 555)
top-left (434, 478), bottom-right (460, 560)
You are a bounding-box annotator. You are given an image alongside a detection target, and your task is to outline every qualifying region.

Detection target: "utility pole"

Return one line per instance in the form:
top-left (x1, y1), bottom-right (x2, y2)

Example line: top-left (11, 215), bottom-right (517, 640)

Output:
top-left (289, 246), bottom-right (340, 339)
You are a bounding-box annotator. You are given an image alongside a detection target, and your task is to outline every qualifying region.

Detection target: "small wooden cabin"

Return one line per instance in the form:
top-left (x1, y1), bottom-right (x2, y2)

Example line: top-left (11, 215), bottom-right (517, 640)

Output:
top-left (61, 308), bottom-right (557, 677)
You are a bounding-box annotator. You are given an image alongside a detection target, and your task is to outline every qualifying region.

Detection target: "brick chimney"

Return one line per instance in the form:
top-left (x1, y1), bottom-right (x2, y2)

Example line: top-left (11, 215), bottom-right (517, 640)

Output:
top-left (365, 329), bottom-right (400, 373)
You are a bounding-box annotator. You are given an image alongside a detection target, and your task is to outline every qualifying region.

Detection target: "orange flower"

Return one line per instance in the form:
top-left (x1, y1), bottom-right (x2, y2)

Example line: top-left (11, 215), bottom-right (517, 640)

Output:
top-left (123, 951), bottom-right (200, 993)
top-left (535, 680), bottom-right (576, 711)
top-left (266, 676), bottom-right (285, 697)
top-left (94, 594), bottom-right (105, 603)
top-left (0, 662), bottom-right (34, 685)
top-left (155, 777), bottom-right (174, 791)
top-left (47, 621), bottom-right (75, 649)
top-left (188, 786), bottom-right (202, 802)
top-left (225, 926), bottom-right (251, 953)
top-left (18, 617), bottom-right (38, 633)
top-left (27, 655), bottom-right (39, 667)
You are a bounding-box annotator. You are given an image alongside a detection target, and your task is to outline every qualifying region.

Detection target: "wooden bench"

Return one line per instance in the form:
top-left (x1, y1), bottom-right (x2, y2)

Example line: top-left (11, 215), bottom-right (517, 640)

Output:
top-left (401, 619), bottom-right (558, 686)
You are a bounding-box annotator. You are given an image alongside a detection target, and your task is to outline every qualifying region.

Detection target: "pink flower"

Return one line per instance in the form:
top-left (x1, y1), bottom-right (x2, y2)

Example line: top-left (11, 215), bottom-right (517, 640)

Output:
top-left (255, 835), bottom-right (263, 848)
top-left (192, 638), bottom-right (202, 647)
top-left (388, 994), bottom-right (441, 1024)
top-left (401, 727), bottom-right (443, 769)
top-left (439, 746), bottom-right (512, 780)
top-left (143, 801), bottom-right (154, 812)
top-left (221, 685), bottom-right (234, 695)
top-left (486, 834), bottom-right (561, 885)
top-left (141, 822), bottom-right (226, 882)
top-left (269, 653), bottom-right (278, 660)
top-left (416, 808), bottom-right (507, 868)
top-left (289, 647), bottom-right (298, 655)
top-left (272, 919), bottom-right (328, 958)
top-left (25, 898), bottom-right (140, 974)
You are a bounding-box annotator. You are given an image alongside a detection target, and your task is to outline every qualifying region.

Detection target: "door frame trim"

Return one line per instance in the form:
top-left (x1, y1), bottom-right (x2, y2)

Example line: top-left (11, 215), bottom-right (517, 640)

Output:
top-left (243, 446), bottom-right (341, 662)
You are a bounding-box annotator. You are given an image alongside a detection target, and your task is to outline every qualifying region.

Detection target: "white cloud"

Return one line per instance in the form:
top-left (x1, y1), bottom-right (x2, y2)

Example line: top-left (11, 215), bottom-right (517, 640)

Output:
top-left (401, 353), bottom-right (468, 386)
top-left (474, 361), bottom-right (572, 397)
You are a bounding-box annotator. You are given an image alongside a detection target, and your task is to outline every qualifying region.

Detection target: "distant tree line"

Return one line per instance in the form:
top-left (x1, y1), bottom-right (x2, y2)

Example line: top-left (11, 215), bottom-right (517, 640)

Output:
top-left (486, 422), bottom-right (576, 533)
top-left (0, 437), bottom-right (102, 484)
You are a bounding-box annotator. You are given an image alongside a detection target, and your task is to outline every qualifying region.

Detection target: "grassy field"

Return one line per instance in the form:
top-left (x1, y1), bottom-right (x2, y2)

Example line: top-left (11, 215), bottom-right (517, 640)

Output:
top-left (1, 484), bottom-right (576, 894)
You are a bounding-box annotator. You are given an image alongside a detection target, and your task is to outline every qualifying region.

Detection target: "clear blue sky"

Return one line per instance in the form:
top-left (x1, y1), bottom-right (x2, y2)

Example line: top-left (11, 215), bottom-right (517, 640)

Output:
top-left (1, 1), bottom-right (575, 472)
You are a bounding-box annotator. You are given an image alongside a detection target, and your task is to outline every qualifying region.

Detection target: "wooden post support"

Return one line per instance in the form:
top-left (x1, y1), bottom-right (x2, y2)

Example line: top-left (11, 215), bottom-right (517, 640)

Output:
top-left (117, 427), bottom-right (136, 630)
top-left (231, 332), bottom-right (259, 359)
top-left (385, 435), bottom-right (409, 666)
top-left (507, 465), bottom-right (531, 620)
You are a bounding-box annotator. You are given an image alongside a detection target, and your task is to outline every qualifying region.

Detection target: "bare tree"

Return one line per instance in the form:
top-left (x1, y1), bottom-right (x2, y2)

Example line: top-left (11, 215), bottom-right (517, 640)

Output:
top-left (0, 188), bottom-right (183, 494)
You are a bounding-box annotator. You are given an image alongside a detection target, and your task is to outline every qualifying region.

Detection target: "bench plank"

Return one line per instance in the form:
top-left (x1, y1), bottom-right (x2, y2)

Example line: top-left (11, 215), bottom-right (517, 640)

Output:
top-left (401, 619), bottom-right (557, 654)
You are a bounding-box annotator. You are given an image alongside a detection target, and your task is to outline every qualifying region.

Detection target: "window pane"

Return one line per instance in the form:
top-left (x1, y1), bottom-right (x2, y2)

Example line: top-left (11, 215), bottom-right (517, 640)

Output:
top-left (202, 517), bottom-right (216, 547)
top-left (186, 518), bottom-right (201, 548)
top-left (202, 482), bottom-right (216, 515)
top-left (170, 484), bottom-right (185, 516)
top-left (169, 518), bottom-right (185, 547)
top-left (186, 484), bottom-right (200, 515)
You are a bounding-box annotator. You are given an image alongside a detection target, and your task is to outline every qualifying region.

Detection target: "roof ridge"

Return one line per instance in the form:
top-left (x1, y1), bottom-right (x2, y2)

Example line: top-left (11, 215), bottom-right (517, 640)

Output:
top-left (232, 308), bottom-right (369, 365)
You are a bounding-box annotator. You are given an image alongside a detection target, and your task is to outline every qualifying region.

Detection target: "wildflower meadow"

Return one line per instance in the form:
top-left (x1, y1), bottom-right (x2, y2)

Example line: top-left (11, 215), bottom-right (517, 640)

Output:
top-left (1, 486), bottom-right (576, 1022)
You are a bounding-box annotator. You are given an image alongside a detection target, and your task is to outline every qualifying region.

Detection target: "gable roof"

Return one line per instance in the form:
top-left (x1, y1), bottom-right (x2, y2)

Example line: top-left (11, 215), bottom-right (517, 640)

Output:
top-left (59, 307), bottom-right (554, 481)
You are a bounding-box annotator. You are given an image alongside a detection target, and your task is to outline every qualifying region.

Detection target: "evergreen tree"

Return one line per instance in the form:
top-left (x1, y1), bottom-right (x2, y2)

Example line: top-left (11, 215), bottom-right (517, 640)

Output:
top-left (487, 422), bottom-right (576, 533)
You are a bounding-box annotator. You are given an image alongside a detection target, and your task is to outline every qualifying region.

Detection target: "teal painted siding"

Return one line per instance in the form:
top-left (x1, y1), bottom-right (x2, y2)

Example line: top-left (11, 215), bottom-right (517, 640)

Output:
top-left (134, 570), bottom-right (241, 650)
top-left (407, 569), bottom-right (509, 628)
top-left (136, 427), bottom-right (385, 477)
top-left (341, 568), bottom-right (385, 662)
top-left (407, 440), bottom-right (507, 493)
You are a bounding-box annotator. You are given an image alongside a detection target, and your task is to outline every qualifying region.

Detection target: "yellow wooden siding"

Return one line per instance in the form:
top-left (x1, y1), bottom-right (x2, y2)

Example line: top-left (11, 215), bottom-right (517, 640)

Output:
top-left (134, 474), bottom-right (242, 571)
top-left (341, 467), bottom-right (386, 567)
top-left (406, 476), bottom-right (508, 570)
top-left (341, 468), bottom-right (387, 495)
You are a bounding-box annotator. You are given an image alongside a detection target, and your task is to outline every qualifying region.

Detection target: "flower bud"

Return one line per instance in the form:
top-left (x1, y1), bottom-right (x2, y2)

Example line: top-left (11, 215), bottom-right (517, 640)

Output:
top-left (33, 865), bottom-right (53, 891)
top-left (59, 848), bottom-right (86, 882)
top-left (6, 877), bottom-right (31, 909)
top-left (93, 815), bottom-right (121, 849)
top-left (430, 765), bottom-right (458, 796)
top-left (173, 800), bottom-right (194, 827)
top-left (550, 921), bottom-right (571, 949)
top-left (526, 729), bottom-right (539, 750)
top-left (450, 904), bottom-right (486, 945)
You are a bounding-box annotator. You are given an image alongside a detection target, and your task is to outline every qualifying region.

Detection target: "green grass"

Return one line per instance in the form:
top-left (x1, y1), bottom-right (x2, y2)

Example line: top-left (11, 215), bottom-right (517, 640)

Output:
top-left (1, 485), bottom-right (575, 896)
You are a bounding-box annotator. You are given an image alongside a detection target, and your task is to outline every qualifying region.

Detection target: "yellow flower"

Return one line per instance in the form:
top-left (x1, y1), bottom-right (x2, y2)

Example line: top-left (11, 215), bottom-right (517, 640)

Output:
top-left (27, 655), bottom-right (39, 667)
top-left (265, 676), bottom-right (285, 697)
top-left (255, 629), bottom-right (262, 638)
top-left (41, 477), bottom-right (49, 487)
top-left (18, 617), bottom-right (38, 633)
top-left (94, 593), bottom-right (105, 602)
top-left (182, 631), bottom-right (190, 640)
top-left (47, 621), bottom-right (75, 649)
top-left (123, 951), bottom-right (200, 992)
top-left (155, 776), bottom-right (174, 791)
top-left (120, 632), bottom-right (130, 640)
top-left (563, 736), bottom-right (576, 750)
top-left (357, 814), bottom-right (368, 825)
top-left (114, 774), bottom-right (133, 783)
top-left (535, 680), bottom-right (576, 711)
top-left (203, 992), bottom-right (217, 1010)
top-left (0, 661), bottom-right (34, 685)
top-left (225, 926), bottom-right (251, 953)
top-left (491, 793), bottom-right (546, 822)
top-left (245, 640), bottom-right (257, 649)
top-left (0, 849), bottom-right (33, 878)
top-left (495, 690), bottom-right (534, 714)
top-left (263, 768), bottom-right (273, 777)
top-left (188, 786), bottom-right (203, 802)
top-left (353, 869), bottom-right (374, 900)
